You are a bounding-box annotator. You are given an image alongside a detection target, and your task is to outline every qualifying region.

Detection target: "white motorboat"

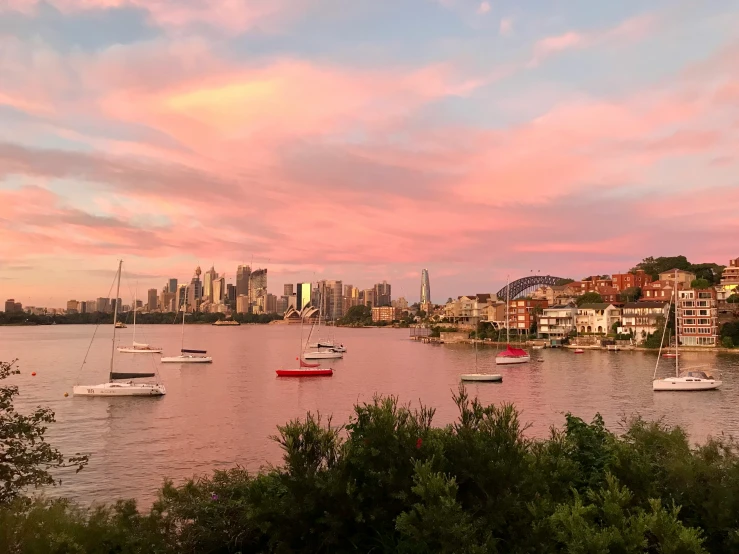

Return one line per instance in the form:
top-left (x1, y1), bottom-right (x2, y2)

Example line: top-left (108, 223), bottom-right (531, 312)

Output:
top-left (460, 373), bottom-right (502, 382)
top-left (653, 269), bottom-right (721, 392)
top-left (495, 276), bottom-right (530, 365)
top-left (73, 260), bottom-right (166, 397)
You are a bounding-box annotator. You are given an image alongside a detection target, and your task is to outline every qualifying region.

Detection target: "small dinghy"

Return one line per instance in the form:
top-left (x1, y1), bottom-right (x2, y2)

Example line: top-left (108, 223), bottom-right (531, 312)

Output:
top-left (276, 368), bottom-right (333, 377)
top-left (460, 373), bottom-right (502, 382)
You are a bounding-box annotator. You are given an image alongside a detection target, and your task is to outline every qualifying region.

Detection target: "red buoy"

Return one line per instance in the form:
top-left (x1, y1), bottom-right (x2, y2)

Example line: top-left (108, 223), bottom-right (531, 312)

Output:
top-left (31, 372), bottom-right (36, 376)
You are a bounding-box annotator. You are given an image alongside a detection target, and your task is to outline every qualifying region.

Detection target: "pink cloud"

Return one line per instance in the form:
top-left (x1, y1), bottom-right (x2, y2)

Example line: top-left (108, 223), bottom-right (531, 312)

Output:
top-left (499, 17), bottom-right (513, 36)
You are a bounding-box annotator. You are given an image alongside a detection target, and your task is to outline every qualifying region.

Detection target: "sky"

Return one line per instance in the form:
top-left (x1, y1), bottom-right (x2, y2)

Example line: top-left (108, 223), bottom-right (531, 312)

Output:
top-left (1, 0), bottom-right (738, 307)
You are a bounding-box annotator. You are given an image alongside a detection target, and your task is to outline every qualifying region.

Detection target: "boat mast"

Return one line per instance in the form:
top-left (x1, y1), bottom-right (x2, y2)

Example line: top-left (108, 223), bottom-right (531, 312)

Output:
top-left (109, 259), bottom-right (123, 382)
top-left (132, 286), bottom-right (137, 343)
top-left (181, 285), bottom-right (187, 352)
top-left (506, 275), bottom-right (510, 344)
top-left (675, 269), bottom-right (679, 377)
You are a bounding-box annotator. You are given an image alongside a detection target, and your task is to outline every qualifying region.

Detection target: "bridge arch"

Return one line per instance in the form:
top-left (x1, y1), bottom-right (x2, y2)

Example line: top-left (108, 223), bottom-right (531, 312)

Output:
top-left (495, 275), bottom-right (568, 300)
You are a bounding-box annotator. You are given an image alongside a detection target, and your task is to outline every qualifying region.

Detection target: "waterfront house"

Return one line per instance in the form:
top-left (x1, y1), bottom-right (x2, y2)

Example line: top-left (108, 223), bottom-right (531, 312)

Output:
top-left (539, 303), bottom-right (578, 339)
top-left (621, 301), bottom-right (669, 343)
top-left (444, 294), bottom-right (493, 326)
top-left (372, 306), bottom-right (400, 323)
top-left (576, 303), bottom-right (622, 335)
top-left (508, 298), bottom-right (548, 334)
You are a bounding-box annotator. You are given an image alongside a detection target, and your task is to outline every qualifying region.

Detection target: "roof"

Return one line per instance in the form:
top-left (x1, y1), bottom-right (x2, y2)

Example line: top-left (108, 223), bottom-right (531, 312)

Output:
top-left (578, 303), bottom-right (613, 310)
top-left (476, 293), bottom-right (492, 302)
top-left (659, 268), bottom-right (694, 275)
top-left (623, 301), bottom-right (667, 308)
top-left (547, 304), bottom-right (576, 310)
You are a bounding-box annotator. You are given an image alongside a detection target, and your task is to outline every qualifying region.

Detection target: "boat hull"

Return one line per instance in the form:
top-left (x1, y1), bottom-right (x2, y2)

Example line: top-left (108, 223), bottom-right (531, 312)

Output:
top-left (460, 373), bottom-right (502, 382)
top-left (495, 355), bottom-right (530, 365)
top-left (117, 348), bottom-right (163, 353)
top-left (653, 378), bottom-right (722, 391)
top-left (161, 356), bottom-right (213, 363)
top-left (73, 382), bottom-right (166, 396)
top-left (303, 351), bottom-right (343, 360)
top-left (276, 368), bottom-right (333, 377)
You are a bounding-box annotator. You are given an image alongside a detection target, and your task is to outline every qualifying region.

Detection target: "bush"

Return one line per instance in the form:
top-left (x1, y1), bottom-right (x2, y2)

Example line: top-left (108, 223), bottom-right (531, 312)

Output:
top-left (722, 336), bottom-right (734, 348)
top-left (8, 386), bottom-right (739, 551)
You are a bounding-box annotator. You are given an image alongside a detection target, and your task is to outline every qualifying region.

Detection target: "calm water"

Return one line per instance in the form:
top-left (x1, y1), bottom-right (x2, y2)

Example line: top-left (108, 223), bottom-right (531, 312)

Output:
top-left (2, 324), bottom-right (739, 506)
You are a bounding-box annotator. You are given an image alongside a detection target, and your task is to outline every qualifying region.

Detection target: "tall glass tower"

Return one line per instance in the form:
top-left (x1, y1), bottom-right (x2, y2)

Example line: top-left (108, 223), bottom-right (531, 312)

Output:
top-left (420, 269), bottom-right (431, 304)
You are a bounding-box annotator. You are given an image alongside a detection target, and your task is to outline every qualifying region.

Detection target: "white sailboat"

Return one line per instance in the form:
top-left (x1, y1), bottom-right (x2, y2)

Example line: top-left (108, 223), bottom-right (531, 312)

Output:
top-left (73, 261), bottom-right (166, 397)
top-left (307, 292), bottom-right (345, 351)
top-left (161, 291), bottom-right (212, 363)
top-left (653, 270), bottom-right (721, 391)
top-left (496, 276), bottom-right (531, 365)
top-left (303, 288), bottom-right (343, 360)
top-left (461, 328), bottom-right (502, 382)
top-left (118, 289), bottom-right (162, 353)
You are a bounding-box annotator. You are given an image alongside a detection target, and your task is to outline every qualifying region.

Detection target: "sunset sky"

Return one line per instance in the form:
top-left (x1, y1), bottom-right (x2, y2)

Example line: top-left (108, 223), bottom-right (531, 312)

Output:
top-left (1, 0), bottom-right (738, 307)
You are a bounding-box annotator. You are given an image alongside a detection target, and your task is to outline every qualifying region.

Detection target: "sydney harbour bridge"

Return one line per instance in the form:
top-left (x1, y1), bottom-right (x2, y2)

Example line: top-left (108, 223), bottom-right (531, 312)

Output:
top-left (494, 274), bottom-right (567, 300)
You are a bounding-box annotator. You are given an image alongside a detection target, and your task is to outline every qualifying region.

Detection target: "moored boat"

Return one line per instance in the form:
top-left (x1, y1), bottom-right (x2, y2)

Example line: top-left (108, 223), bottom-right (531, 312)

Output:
top-left (276, 368), bottom-right (333, 377)
top-left (460, 373), bottom-right (502, 382)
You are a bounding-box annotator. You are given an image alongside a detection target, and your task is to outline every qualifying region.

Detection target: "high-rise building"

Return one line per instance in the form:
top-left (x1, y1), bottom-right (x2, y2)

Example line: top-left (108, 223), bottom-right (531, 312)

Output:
top-left (177, 284), bottom-right (187, 311)
top-left (66, 300), bottom-right (79, 314)
top-left (95, 297), bottom-right (110, 313)
top-left (161, 289), bottom-right (175, 312)
top-left (226, 284), bottom-right (236, 307)
top-left (374, 281), bottom-right (391, 307)
top-left (678, 288), bottom-right (718, 346)
top-left (147, 288), bottom-right (158, 312)
top-left (284, 284), bottom-right (294, 296)
top-left (236, 265), bottom-right (251, 298)
top-left (236, 294), bottom-right (250, 314)
top-left (360, 289), bottom-right (375, 307)
top-left (79, 301), bottom-right (88, 314)
top-left (324, 280), bottom-right (344, 320)
top-left (277, 296), bottom-right (288, 315)
top-left (203, 266), bottom-right (217, 303)
top-left (187, 267), bottom-right (203, 310)
top-left (4, 299), bottom-right (16, 313)
top-left (249, 269), bottom-right (267, 305)
top-left (266, 293), bottom-right (277, 314)
top-left (296, 282), bottom-right (311, 311)
top-left (213, 276), bottom-right (225, 305)
top-left (168, 278), bottom-right (178, 294)
top-left (421, 269), bottom-right (431, 304)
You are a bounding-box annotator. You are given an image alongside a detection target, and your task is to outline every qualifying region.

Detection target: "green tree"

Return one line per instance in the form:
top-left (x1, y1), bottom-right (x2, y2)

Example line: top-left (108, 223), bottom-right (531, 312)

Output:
top-left (619, 287), bottom-right (642, 302)
top-left (0, 360), bottom-right (88, 505)
top-left (555, 278), bottom-right (575, 285)
top-left (577, 292), bottom-right (604, 306)
top-left (690, 279), bottom-right (711, 289)
top-left (722, 336), bottom-right (734, 349)
top-left (340, 305), bottom-right (372, 326)
top-left (727, 293), bottom-right (739, 304)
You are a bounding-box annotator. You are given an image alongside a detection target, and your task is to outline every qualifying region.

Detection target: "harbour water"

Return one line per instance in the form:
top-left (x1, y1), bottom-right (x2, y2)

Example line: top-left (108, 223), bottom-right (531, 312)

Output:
top-left (2, 324), bottom-right (739, 506)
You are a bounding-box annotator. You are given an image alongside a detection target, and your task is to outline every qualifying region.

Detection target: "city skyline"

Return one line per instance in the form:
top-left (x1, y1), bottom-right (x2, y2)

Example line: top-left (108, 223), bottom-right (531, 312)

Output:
top-left (1, 2), bottom-right (738, 306)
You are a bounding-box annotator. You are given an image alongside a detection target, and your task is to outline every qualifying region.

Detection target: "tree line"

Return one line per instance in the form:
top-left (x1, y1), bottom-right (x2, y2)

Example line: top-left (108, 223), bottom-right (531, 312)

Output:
top-left (0, 311), bottom-right (282, 326)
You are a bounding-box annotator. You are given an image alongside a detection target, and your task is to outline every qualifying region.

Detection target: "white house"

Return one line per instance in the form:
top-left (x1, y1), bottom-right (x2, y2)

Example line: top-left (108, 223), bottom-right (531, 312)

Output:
top-left (576, 303), bottom-right (622, 335)
top-left (621, 301), bottom-right (669, 343)
top-left (538, 304), bottom-right (578, 338)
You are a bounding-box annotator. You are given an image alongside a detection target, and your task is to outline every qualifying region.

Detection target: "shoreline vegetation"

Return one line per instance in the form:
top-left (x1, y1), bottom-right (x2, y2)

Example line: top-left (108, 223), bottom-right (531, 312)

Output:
top-left (0, 312), bottom-right (282, 326)
top-left (3, 356), bottom-right (739, 552)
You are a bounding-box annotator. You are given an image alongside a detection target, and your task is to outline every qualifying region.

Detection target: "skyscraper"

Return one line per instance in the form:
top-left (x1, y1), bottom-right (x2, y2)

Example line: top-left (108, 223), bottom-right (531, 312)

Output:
top-left (249, 269), bottom-right (267, 309)
top-left (374, 281), bottom-right (391, 307)
top-left (226, 284), bottom-right (236, 307)
top-left (266, 293), bottom-right (277, 313)
top-left (187, 267), bottom-right (202, 310)
top-left (296, 282), bottom-right (311, 311)
top-left (147, 288), bottom-right (158, 312)
top-left (420, 269), bottom-right (431, 304)
top-left (284, 283), bottom-right (294, 296)
top-left (236, 265), bottom-right (251, 298)
top-left (213, 276), bottom-right (225, 305)
top-left (203, 266), bottom-right (218, 303)
top-left (168, 278), bottom-right (178, 294)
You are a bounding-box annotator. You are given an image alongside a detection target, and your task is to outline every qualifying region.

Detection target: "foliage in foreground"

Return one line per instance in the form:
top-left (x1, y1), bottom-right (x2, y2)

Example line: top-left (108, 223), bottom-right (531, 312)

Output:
top-left (0, 360), bottom-right (87, 505)
top-left (5, 389), bottom-right (739, 553)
